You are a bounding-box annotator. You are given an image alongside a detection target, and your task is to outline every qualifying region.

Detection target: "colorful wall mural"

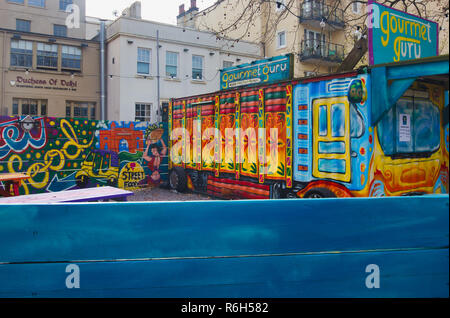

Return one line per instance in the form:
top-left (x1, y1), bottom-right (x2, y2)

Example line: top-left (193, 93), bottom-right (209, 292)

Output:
top-left (0, 116), bottom-right (168, 196)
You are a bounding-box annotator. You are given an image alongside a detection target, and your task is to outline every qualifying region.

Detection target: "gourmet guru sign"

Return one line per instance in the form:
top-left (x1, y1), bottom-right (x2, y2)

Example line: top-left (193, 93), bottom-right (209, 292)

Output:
top-left (220, 54), bottom-right (293, 90)
top-left (368, 0), bottom-right (439, 65)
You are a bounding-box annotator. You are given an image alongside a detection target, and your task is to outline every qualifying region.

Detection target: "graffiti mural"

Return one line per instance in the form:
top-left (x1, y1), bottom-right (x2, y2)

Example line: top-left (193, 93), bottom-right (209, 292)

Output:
top-left (0, 117), bottom-right (167, 196)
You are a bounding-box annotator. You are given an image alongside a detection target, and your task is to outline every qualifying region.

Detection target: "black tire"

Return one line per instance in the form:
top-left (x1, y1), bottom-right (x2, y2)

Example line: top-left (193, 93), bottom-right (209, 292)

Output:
top-left (304, 187), bottom-right (337, 199)
top-left (76, 175), bottom-right (88, 188)
top-left (169, 167), bottom-right (188, 193)
top-left (270, 183), bottom-right (284, 199)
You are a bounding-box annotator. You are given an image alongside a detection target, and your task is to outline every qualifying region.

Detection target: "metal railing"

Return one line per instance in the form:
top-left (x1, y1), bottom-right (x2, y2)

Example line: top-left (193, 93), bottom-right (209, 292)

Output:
top-left (300, 40), bottom-right (345, 63)
top-left (300, 0), bottom-right (345, 27)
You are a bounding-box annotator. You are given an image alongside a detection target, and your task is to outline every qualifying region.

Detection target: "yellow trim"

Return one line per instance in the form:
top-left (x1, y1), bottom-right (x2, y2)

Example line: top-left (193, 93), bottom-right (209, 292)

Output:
top-left (312, 97), bottom-right (351, 183)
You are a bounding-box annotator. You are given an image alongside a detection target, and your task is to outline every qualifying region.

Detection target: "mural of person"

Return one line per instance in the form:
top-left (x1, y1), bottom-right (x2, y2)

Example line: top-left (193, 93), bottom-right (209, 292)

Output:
top-left (143, 129), bottom-right (167, 186)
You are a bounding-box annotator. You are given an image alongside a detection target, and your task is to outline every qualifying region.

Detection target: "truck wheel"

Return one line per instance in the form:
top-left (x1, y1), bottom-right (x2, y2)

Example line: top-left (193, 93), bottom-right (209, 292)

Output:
top-left (169, 167), bottom-right (188, 193)
top-left (304, 187), bottom-right (337, 199)
top-left (270, 183), bottom-right (284, 199)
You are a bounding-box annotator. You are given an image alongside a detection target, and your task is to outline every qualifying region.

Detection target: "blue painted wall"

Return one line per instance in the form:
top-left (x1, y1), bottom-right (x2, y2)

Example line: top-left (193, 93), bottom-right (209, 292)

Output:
top-left (0, 195), bottom-right (448, 298)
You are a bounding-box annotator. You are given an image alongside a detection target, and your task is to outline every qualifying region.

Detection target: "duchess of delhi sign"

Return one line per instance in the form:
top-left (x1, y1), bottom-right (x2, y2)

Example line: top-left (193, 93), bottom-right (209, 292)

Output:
top-left (14, 76), bottom-right (78, 91)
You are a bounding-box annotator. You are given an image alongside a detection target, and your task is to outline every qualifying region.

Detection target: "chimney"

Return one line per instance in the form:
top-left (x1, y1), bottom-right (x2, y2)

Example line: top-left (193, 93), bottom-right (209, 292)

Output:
top-left (177, 1), bottom-right (198, 28)
top-left (122, 1), bottom-right (142, 19)
top-left (179, 4), bottom-right (185, 16)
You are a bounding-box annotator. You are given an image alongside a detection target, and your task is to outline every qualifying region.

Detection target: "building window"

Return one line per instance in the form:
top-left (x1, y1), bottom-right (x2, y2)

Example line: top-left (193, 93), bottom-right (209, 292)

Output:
top-left (54, 24), bottom-right (67, 37)
top-left (12, 100), bottom-right (19, 116)
top-left (223, 61), bottom-right (233, 69)
top-left (59, 0), bottom-right (73, 11)
top-left (28, 0), bottom-right (45, 8)
top-left (41, 102), bottom-right (47, 116)
top-left (277, 31), bottom-right (286, 49)
top-left (135, 103), bottom-right (151, 122)
top-left (166, 51), bottom-right (178, 78)
top-left (16, 19), bottom-right (31, 32)
top-left (37, 43), bottom-right (58, 69)
top-left (8, 0), bottom-right (25, 4)
top-left (10, 40), bottom-right (33, 68)
top-left (62, 45), bottom-right (81, 70)
top-left (137, 48), bottom-right (151, 75)
top-left (352, 2), bottom-right (361, 14)
top-left (192, 55), bottom-right (203, 80)
top-left (12, 99), bottom-right (47, 116)
top-left (66, 101), bottom-right (96, 119)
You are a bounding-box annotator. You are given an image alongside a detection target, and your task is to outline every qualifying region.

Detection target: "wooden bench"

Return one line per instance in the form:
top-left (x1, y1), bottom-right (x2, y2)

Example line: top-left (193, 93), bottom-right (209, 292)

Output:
top-left (0, 186), bottom-right (134, 204)
top-left (0, 173), bottom-right (30, 197)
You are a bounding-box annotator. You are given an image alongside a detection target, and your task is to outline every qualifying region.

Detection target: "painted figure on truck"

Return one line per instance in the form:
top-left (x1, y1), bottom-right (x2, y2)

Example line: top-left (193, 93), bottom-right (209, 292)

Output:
top-left (143, 128), bottom-right (168, 186)
top-left (168, 67), bottom-right (449, 199)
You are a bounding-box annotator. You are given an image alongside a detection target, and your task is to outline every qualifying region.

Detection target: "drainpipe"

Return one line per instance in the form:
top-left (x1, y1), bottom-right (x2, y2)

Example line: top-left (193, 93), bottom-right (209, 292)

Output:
top-left (2, 31), bottom-right (6, 117)
top-left (100, 20), bottom-right (106, 121)
top-left (156, 30), bottom-right (161, 123)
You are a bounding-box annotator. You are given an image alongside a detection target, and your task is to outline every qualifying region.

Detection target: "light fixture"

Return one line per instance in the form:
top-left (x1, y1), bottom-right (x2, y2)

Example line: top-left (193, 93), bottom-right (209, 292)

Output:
top-left (184, 48), bottom-right (189, 52)
top-left (209, 52), bottom-right (215, 56)
top-left (320, 19), bottom-right (326, 28)
top-left (127, 40), bottom-right (134, 44)
top-left (71, 73), bottom-right (75, 79)
top-left (25, 69), bottom-right (29, 76)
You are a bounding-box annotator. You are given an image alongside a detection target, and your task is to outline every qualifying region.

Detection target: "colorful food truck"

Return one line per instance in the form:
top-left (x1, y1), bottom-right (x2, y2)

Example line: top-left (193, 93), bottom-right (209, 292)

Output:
top-left (168, 55), bottom-right (449, 199)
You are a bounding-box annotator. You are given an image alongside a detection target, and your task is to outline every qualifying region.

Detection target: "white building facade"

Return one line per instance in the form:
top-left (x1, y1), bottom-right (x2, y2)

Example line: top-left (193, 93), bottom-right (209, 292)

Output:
top-left (106, 16), bottom-right (262, 123)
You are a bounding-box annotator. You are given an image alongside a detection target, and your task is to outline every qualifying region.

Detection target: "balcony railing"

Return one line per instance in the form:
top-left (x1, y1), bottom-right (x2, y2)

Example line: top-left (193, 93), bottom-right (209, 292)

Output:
top-left (300, 40), bottom-right (345, 64)
top-left (300, 0), bottom-right (345, 28)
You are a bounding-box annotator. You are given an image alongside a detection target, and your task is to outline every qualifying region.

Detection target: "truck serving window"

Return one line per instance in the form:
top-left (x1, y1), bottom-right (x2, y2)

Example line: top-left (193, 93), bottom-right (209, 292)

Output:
top-left (377, 97), bottom-right (441, 157)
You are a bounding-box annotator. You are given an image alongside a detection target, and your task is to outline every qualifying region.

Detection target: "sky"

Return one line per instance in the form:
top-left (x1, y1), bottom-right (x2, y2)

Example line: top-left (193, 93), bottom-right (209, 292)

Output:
top-left (86, 0), bottom-right (216, 25)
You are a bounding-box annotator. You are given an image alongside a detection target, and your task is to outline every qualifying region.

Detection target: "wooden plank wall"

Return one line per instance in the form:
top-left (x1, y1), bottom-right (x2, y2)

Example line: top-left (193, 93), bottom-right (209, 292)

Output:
top-left (0, 195), bottom-right (448, 298)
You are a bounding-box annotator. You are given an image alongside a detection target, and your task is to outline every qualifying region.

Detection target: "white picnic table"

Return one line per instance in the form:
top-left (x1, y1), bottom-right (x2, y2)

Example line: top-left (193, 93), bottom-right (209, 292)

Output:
top-left (0, 186), bottom-right (134, 204)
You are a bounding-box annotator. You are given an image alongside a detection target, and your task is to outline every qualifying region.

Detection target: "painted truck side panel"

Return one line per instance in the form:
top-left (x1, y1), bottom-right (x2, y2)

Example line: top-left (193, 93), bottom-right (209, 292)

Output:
top-left (170, 67), bottom-right (448, 199)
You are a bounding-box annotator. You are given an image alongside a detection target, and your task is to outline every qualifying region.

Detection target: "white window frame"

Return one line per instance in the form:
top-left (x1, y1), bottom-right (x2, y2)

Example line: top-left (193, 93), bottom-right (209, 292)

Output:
top-left (10, 39), bottom-right (33, 68)
top-left (277, 30), bottom-right (287, 49)
top-left (192, 55), bottom-right (204, 80)
top-left (28, 0), bottom-right (45, 8)
top-left (135, 103), bottom-right (152, 122)
top-left (137, 47), bottom-right (151, 75)
top-left (223, 60), bottom-right (234, 69)
top-left (165, 51), bottom-right (179, 79)
top-left (61, 45), bottom-right (82, 71)
top-left (352, 2), bottom-right (361, 14)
